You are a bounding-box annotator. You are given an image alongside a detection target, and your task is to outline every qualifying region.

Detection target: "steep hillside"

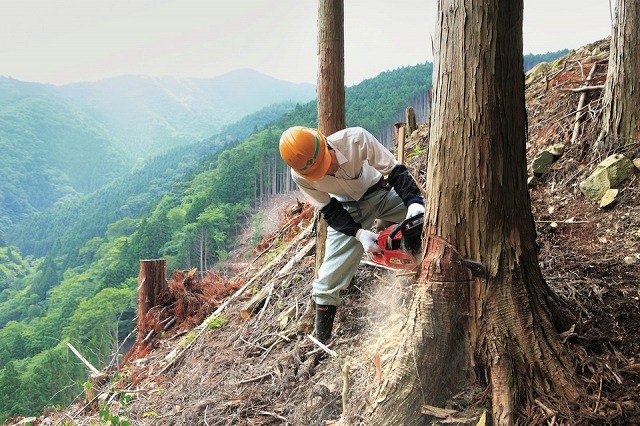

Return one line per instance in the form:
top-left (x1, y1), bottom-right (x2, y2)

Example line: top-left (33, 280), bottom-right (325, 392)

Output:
top-left (7, 43), bottom-right (640, 425)
top-left (0, 62), bottom-right (437, 422)
top-left (22, 39), bottom-right (639, 426)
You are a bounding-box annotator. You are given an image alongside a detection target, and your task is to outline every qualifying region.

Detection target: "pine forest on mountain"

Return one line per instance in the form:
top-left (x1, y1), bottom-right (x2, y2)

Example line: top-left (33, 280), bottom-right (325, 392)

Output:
top-left (0, 51), bottom-right (564, 420)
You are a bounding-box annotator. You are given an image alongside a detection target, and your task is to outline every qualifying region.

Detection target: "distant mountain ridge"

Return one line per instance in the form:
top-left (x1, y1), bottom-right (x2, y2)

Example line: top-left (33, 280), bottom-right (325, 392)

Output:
top-left (57, 69), bottom-right (316, 158)
top-left (0, 70), bottom-right (316, 227)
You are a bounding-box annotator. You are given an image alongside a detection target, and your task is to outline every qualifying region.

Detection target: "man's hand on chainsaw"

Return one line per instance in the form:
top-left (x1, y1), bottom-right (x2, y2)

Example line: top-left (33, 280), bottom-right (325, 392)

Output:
top-left (356, 229), bottom-right (381, 253)
top-left (406, 202), bottom-right (425, 219)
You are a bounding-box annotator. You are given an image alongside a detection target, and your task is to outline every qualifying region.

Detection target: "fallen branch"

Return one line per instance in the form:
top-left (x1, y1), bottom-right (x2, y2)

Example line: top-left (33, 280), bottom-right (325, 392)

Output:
top-left (571, 62), bottom-right (599, 144)
top-left (160, 221), bottom-right (315, 373)
top-left (257, 411), bottom-right (288, 422)
top-left (256, 283), bottom-right (274, 323)
top-left (238, 372), bottom-right (272, 385)
top-left (242, 236), bottom-right (316, 320)
top-left (559, 85), bottom-right (604, 93)
top-left (308, 334), bottom-right (338, 358)
top-left (342, 362), bottom-right (350, 415)
top-left (241, 282), bottom-right (274, 319)
top-left (67, 343), bottom-right (101, 376)
top-left (535, 219), bottom-right (589, 224)
top-left (420, 405), bottom-right (458, 418)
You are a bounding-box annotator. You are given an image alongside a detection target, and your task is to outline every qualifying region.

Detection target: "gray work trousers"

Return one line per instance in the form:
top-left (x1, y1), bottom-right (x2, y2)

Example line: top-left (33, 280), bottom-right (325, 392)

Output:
top-left (312, 187), bottom-right (408, 306)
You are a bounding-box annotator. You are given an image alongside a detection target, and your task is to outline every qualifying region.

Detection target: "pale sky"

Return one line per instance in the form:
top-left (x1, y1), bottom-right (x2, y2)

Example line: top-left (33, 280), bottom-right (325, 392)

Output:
top-left (0, 0), bottom-right (613, 87)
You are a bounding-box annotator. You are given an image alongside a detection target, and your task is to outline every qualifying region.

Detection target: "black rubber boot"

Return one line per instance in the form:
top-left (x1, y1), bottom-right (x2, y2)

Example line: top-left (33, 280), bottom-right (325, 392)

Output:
top-left (315, 305), bottom-right (337, 343)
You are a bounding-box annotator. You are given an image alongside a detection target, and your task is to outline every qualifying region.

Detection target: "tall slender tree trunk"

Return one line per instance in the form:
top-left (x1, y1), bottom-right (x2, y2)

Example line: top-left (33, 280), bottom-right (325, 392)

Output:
top-left (315, 0), bottom-right (346, 277)
top-left (272, 155), bottom-right (277, 196)
top-left (317, 0), bottom-right (345, 134)
top-left (363, 1), bottom-right (580, 424)
top-left (599, 0), bottom-right (640, 149)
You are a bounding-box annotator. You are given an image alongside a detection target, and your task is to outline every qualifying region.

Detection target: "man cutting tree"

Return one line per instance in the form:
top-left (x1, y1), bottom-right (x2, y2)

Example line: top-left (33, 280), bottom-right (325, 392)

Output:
top-left (279, 126), bottom-right (425, 344)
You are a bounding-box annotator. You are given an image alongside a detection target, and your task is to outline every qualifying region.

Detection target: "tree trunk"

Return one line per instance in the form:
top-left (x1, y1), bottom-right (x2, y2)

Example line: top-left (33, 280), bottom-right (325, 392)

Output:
top-left (365, 1), bottom-right (580, 425)
top-left (406, 106), bottom-right (417, 135)
top-left (315, 0), bottom-right (346, 276)
top-left (317, 0), bottom-right (345, 134)
top-left (599, 0), bottom-right (640, 149)
top-left (272, 154), bottom-right (277, 197)
top-left (137, 259), bottom-right (167, 337)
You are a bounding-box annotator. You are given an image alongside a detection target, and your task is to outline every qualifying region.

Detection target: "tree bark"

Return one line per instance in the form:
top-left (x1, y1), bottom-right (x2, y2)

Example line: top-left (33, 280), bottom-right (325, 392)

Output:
top-left (365, 1), bottom-right (580, 424)
top-left (317, 0), bottom-right (345, 134)
top-left (406, 106), bottom-right (417, 135)
top-left (599, 0), bottom-right (640, 149)
top-left (137, 259), bottom-right (166, 336)
top-left (315, 0), bottom-right (346, 277)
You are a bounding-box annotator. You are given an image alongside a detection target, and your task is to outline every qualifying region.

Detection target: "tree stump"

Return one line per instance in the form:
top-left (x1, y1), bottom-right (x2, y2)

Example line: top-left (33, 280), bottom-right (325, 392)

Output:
top-left (137, 259), bottom-right (167, 338)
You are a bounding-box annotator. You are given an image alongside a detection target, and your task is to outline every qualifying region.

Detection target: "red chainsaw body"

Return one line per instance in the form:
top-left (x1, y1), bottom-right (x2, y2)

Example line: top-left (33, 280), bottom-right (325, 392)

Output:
top-left (371, 220), bottom-right (419, 271)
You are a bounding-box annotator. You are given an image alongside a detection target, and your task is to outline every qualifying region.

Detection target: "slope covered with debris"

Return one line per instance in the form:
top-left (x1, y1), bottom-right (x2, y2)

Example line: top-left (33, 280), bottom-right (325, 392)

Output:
top-left (23, 39), bottom-right (640, 426)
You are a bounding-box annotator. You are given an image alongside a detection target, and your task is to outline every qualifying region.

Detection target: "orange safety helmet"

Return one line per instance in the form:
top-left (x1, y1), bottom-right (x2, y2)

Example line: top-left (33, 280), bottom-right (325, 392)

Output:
top-left (279, 126), bottom-right (332, 181)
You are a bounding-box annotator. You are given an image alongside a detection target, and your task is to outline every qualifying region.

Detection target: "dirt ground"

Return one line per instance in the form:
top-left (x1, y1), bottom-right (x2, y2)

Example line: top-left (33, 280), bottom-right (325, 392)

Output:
top-left (21, 39), bottom-right (640, 426)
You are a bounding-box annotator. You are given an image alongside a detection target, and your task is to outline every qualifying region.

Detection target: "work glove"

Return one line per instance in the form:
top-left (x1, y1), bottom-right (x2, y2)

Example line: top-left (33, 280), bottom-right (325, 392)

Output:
top-left (356, 229), bottom-right (381, 253)
top-left (406, 202), bottom-right (425, 219)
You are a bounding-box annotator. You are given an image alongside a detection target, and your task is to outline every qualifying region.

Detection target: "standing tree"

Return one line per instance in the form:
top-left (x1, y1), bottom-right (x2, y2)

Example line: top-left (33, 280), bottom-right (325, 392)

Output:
top-left (363, 1), bottom-right (581, 424)
top-left (313, 0), bottom-right (346, 277)
top-left (598, 0), bottom-right (640, 150)
top-left (317, 0), bottom-right (345, 135)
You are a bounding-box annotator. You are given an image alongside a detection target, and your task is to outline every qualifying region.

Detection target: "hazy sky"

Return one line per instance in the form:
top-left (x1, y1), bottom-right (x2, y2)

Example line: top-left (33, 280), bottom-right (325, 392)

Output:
top-left (0, 0), bottom-right (613, 87)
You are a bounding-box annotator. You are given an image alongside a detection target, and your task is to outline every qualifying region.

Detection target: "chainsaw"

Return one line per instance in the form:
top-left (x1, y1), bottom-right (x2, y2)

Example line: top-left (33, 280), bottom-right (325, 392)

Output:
top-left (371, 213), bottom-right (488, 277)
top-left (371, 213), bottom-right (424, 271)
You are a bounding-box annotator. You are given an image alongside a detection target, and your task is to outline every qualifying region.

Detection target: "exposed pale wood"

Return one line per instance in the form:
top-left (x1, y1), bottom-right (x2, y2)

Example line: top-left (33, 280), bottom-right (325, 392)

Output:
top-left (397, 124), bottom-right (406, 163)
top-left (341, 362), bottom-right (350, 415)
top-left (307, 335), bottom-right (337, 357)
top-left (67, 343), bottom-right (101, 376)
top-left (277, 238), bottom-right (316, 278)
top-left (560, 85), bottom-right (605, 93)
top-left (420, 405), bottom-right (458, 418)
top-left (67, 342), bottom-right (107, 412)
top-left (241, 237), bottom-right (316, 319)
top-left (241, 282), bottom-right (274, 319)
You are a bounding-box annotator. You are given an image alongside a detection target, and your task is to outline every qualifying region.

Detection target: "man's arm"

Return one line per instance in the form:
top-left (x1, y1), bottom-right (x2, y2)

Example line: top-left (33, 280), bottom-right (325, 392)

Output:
top-left (388, 164), bottom-right (423, 206)
top-left (320, 197), bottom-right (361, 237)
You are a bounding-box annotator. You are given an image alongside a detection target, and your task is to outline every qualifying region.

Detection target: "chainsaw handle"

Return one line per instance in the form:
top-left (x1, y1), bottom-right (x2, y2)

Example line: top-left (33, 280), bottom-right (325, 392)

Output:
top-left (387, 213), bottom-right (424, 245)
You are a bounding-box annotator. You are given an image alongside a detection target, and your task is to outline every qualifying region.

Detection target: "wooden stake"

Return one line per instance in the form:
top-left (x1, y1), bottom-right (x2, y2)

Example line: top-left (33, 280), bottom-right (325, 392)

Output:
top-left (394, 122), bottom-right (406, 163)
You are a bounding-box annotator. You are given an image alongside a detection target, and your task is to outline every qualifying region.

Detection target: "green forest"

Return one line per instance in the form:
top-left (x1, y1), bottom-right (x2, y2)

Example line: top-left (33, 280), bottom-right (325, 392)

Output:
top-left (0, 51), bottom-right (564, 421)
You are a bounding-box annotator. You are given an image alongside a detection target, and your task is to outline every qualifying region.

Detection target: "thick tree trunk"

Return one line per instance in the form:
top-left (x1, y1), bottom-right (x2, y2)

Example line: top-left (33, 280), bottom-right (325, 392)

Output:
top-left (599, 0), bottom-right (640, 149)
top-left (365, 1), bottom-right (580, 425)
